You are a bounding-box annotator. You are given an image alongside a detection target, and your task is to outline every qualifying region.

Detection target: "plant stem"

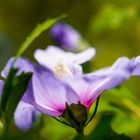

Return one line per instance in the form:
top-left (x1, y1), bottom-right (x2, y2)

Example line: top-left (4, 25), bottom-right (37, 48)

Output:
top-left (85, 96), bottom-right (100, 126)
top-left (76, 126), bottom-right (84, 135)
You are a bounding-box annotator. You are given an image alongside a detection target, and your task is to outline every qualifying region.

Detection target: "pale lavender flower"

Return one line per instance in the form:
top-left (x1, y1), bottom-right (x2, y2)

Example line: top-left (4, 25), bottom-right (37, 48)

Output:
top-left (34, 50), bottom-right (140, 110)
top-left (34, 45), bottom-right (96, 78)
top-left (1, 57), bottom-right (79, 117)
top-left (50, 22), bottom-right (81, 50)
top-left (2, 54), bottom-right (140, 118)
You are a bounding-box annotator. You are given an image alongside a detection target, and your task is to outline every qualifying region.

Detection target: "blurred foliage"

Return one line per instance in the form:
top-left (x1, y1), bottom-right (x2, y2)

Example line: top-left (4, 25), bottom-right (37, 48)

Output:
top-left (0, 68), bottom-right (32, 126)
top-left (74, 112), bottom-right (132, 140)
top-left (0, 0), bottom-right (140, 139)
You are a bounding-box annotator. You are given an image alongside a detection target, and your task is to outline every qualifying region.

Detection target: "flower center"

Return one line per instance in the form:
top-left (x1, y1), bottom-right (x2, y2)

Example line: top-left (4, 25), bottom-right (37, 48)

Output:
top-left (53, 58), bottom-right (73, 78)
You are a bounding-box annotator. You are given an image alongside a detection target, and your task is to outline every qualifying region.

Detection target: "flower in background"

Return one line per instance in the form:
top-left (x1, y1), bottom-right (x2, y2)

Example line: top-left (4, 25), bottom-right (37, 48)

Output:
top-left (34, 45), bottom-right (96, 78)
top-left (50, 22), bottom-right (81, 50)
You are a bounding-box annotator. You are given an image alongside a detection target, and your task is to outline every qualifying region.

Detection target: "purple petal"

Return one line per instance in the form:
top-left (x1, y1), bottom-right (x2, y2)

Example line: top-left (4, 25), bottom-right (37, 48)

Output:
top-left (0, 80), bottom-right (4, 96)
top-left (132, 56), bottom-right (140, 75)
top-left (1, 57), bottom-right (38, 103)
top-left (14, 101), bottom-right (40, 131)
top-left (62, 76), bottom-right (104, 108)
top-left (50, 22), bottom-right (81, 50)
top-left (69, 56), bottom-right (140, 108)
top-left (1, 58), bottom-right (14, 78)
top-left (1, 57), bottom-right (35, 78)
top-left (84, 57), bottom-right (139, 82)
top-left (31, 66), bottom-right (79, 116)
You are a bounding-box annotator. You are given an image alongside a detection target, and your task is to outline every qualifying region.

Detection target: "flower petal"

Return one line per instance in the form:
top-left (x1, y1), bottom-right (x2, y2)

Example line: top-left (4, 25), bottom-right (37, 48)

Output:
top-left (34, 46), bottom-right (65, 69)
top-left (84, 56), bottom-right (139, 82)
top-left (50, 22), bottom-right (81, 50)
top-left (0, 80), bottom-right (4, 96)
top-left (14, 101), bottom-right (40, 131)
top-left (34, 46), bottom-right (95, 75)
top-left (65, 47), bottom-right (96, 65)
top-left (67, 56), bottom-right (140, 108)
top-left (1, 57), bottom-right (35, 78)
top-left (132, 56), bottom-right (140, 75)
top-left (31, 66), bottom-right (79, 116)
top-left (63, 76), bottom-right (104, 108)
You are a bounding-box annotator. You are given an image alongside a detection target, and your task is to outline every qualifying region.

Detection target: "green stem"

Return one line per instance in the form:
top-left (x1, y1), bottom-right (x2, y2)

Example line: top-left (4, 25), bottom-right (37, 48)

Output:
top-left (85, 96), bottom-right (100, 126)
top-left (52, 117), bottom-right (73, 127)
top-left (76, 126), bottom-right (84, 135)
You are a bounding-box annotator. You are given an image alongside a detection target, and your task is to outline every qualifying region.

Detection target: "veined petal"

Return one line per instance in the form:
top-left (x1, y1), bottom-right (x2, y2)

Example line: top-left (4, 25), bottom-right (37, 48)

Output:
top-left (14, 101), bottom-right (40, 131)
top-left (31, 66), bottom-right (79, 116)
top-left (62, 76), bottom-right (104, 108)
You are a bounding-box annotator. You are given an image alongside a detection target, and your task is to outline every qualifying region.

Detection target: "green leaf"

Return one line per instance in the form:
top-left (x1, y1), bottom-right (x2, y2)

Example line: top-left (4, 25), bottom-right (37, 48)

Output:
top-left (15, 15), bottom-right (66, 58)
top-left (98, 86), bottom-right (140, 135)
top-left (74, 112), bottom-right (132, 140)
top-left (0, 68), bottom-right (32, 125)
top-left (0, 68), bottom-right (18, 112)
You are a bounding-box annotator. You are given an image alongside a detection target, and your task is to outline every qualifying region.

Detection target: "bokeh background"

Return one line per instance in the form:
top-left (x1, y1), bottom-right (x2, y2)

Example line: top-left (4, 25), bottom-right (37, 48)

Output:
top-left (0, 0), bottom-right (140, 140)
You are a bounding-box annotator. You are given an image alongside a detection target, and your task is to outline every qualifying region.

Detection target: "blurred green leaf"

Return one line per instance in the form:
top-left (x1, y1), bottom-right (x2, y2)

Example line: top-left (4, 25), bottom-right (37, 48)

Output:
top-left (98, 86), bottom-right (140, 136)
top-left (0, 68), bottom-right (18, 112)
top-left (0, 116), bottom-right (44, 140)
top-left (89, 5), bottom-right (137, 34)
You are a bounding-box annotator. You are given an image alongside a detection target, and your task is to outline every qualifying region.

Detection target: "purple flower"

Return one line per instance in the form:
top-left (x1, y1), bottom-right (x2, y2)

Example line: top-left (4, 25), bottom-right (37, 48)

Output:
top-left (50, 22), bottom-right (81, 50)
top-left (34, 46), bottom-right (96, 78)
top-left (2, 54), bottom-right (140, 120)
top-left (0, 58), bottom-right (40, 131)
top-left (1, 57), bottom-right (79, 116)
top-left (34, 49), bottom-right (140, 110)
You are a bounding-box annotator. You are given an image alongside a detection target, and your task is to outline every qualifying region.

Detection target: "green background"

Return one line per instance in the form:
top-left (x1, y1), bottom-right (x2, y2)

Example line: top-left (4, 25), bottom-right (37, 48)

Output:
top-left (0, 0), bottom-right (140, 139)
